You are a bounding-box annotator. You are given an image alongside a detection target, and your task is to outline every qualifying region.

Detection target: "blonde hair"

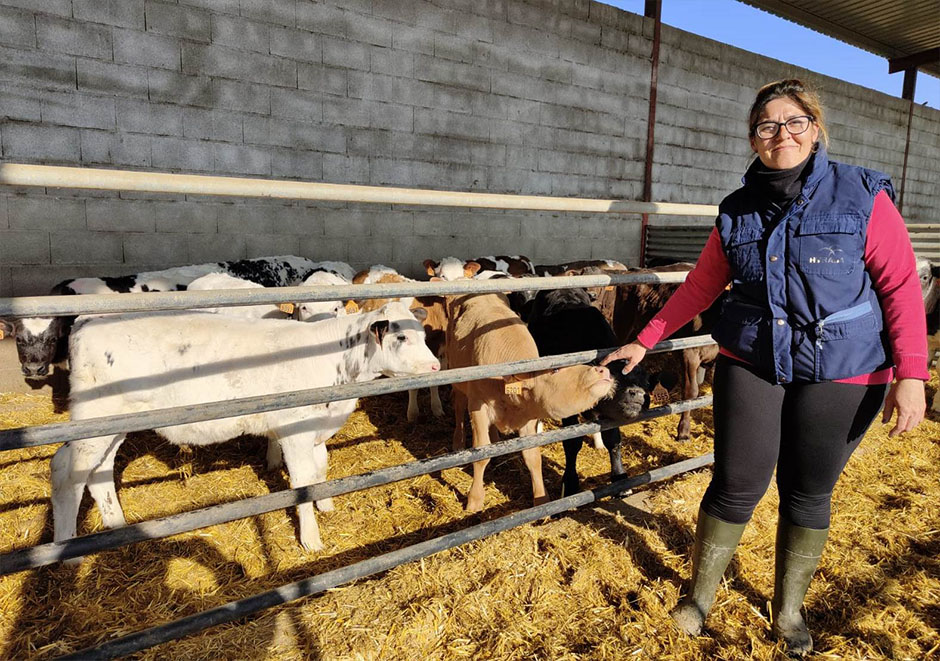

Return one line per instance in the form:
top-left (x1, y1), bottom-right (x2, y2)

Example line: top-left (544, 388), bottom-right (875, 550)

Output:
top-left (747, 78), bottom-right (829, 147)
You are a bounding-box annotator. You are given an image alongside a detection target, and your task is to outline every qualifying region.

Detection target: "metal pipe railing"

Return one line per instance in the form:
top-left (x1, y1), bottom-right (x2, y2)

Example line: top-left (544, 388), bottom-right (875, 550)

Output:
top-left (56, 451), bottom-right (713, 660)
top-left (0, 163), bottom-right (719, 216)
top-left (0, 271), bottom-right (691, 318)
top-left (0, 396), bottom-right (711, 575)
top-left (0, 336), bottom-right (715, 452)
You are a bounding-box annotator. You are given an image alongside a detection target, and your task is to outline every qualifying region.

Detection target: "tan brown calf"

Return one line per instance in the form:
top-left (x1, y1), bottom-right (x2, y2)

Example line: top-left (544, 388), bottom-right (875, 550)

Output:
top-left (445, 292), bottom-right (615, 512)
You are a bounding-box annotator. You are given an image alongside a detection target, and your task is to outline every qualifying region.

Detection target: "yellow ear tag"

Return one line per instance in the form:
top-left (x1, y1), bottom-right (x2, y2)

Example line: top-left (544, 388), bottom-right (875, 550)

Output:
top-left (279, 303), bottom-right (295, 315)
top-left (604, 286), bottom-right (615, 292)
top-left (651, 383), bottom-right (670, 406)
top-left (0, 329), bottom-right (5, 340)
top-left (345, 300), bottom-right (360, 314)
top-left (504, 382), bottom-right (524, 395)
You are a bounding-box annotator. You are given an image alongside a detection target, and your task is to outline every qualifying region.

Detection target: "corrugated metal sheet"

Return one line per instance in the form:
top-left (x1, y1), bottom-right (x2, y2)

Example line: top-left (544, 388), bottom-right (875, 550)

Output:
top-left (738, 0), bottom-right (940, 77)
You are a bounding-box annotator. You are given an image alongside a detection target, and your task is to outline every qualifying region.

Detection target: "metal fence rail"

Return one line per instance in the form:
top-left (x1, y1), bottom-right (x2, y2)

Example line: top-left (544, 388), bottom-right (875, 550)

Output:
top-left (0, 396), bottom-right (711, 575)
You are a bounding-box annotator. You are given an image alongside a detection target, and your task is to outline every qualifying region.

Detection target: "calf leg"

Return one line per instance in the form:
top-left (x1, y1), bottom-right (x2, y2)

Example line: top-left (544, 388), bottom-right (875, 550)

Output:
top-left (561, 415), bottom-right (583, 498)
top-left (266, 438), bottom-right (283, 470)
top-left (86, 436), bottom-right (128, 530)
top-left (452, 388), bottom-right (468, 451)
top-left (466, 405), bottom-right (492, 512)
top-left (677, 350), bottom-right (701, 441)
top-left (51, 435), bottom-right (125, 562)
top-left (279, 436), bottom-right (326, 552)
top-left (407, 389), bottom-right (419, 422)
top-left (519, 420), bottom-right (547, 506)
top-left (602, 427), bottom-right (625, 479)
top-left (430, 386), bottom-right (445, 417)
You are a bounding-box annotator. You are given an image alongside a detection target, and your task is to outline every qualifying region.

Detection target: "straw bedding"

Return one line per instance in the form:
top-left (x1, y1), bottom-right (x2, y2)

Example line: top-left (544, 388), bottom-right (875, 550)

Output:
top-left (1, 369), bottom-right (938, 660)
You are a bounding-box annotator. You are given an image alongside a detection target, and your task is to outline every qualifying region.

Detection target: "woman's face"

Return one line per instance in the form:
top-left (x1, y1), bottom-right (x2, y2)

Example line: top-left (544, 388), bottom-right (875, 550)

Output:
top-left (750, 96), bottom-right (820, 170)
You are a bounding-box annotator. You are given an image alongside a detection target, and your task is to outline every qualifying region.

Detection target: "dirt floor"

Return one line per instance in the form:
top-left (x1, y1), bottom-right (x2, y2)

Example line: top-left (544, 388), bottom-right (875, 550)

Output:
top-left (1, 370), bottom-right (938, 660)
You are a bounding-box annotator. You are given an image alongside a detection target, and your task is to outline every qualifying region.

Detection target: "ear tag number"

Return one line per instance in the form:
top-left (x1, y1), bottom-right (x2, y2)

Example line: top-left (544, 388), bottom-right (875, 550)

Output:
top-left (651, 383), bottom-right (670, 406)
top-left (279, 303), bottom-right (295, 314)
top-left (504, 382), bottom-right (524, 395)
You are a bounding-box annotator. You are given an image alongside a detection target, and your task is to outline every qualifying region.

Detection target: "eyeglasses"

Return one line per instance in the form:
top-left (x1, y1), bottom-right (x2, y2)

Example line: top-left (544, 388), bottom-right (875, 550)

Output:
top-left (752, 115), bottom-right (814, 140)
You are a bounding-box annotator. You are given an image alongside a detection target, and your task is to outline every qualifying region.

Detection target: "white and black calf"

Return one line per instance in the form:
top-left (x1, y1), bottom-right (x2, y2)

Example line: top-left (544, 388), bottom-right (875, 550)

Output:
top-left (52, 301), bottom-right (440, 559)
top-left (526, 286), bottom-right (675, 497)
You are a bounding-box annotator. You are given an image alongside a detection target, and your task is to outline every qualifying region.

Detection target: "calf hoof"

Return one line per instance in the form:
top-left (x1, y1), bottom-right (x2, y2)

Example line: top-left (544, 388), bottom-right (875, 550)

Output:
top-left (315, 497), bottom-right (334, 512)
top-left (300, 537), bottom-right (325, 553)
top-left (559, 478), bottom-right (581, 499)
top-left (533, 494), bottom-right (549, 507)
top-left (62, 555), bottom-right (85, 567)
top-left (466, 490), bottom-right (485, 513)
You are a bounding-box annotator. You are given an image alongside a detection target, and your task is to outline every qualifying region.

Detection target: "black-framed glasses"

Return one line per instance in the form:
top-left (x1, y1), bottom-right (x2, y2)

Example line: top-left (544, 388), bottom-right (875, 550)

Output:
top-left (752, 115), bottom-right (814, 139)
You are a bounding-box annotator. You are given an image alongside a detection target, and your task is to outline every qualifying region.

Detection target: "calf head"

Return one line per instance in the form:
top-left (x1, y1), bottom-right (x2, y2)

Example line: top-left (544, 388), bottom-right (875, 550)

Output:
top-left (521, 364), bottom-right (614, 420)
top-left (592, 361), bottom-right (678, 421)
top-left (424, 257), bottom-right (480, 280)
top-left (369, 302), bottom-right (441, 376)
top-left (3, 316), bottom-right (72, 380)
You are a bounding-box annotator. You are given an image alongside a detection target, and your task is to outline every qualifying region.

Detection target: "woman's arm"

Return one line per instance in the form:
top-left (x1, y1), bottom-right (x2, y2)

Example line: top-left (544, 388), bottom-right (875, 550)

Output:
top-left (864, 190), bottom-right (928, 435)
top-left (601, 228), bottom-right (731, 370)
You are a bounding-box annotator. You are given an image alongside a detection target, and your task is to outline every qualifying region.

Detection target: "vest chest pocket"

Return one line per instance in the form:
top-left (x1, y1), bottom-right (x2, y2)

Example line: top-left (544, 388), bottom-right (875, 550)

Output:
top-left (724, 225), bottom-right (764, 282)
top-left (796, 216), bottom-right (863, 276)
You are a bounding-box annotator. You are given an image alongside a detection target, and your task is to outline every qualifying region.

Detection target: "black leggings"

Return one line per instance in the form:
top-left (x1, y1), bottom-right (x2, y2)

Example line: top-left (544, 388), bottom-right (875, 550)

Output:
top-left (701, 356), bottom-right (888, 529)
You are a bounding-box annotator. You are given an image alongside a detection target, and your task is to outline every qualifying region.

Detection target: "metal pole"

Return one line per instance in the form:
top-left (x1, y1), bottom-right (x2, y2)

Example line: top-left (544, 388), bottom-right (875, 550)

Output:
top-left (0, 271), bottom-right (693, 318)
top-left (0, 163), bottom-right (719, 216)
top-left (0, 397), bottom-right (711, 575)
top-left (0, 336), bottom-right (716, 452)
top-left (55, 453), bottom-right (714, 660)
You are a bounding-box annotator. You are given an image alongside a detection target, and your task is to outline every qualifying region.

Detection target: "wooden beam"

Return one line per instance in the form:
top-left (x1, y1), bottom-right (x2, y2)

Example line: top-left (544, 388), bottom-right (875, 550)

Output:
top-left (888, 47), bottom-right (940, 74)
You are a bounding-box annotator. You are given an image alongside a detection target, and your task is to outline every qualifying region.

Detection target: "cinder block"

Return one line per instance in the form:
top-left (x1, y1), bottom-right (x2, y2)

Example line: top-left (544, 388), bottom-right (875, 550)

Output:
top-left (51, 231), bottom-right (122, 264)
top-left (213, 143), bottom-right (271, 176)
top-left (272, 148), bottom-right (324, 180)
top-left (40, 90), bottom-right (115, 130)
top-left (0, 267), bottom-right (11, 298)
top-left (212, 79), bottom-right (271, 114)
top-left (3, 124), bottom-right (80, 162)
top-left (0, 230), bottom-right (49, 265)
top-left (321, 209), bottom-right (377, 237)
top-left (218, 202), bottom-right (322, 235)
top-left (181, 107), bottom-right (241, 142)
top-left (372, 0), bottom-right (417, 24)
top-left (371, 47), bottom-right (413, 78)
top-left (321, 154), bottom-right (369, 184)
top-left (345, 14), bottom-right (393, 48)
top-left (391, 24), bottom-right (434, 56)
top-left (414, 53), bottom-right (490, 92)
top-left (271, 87), bottom-right (323, 121)
top-left (145, 1), bottom-right (210, 41)
top-left (297, 63), bottom-right (347, 96)
top-left (0, 83), bottom-right (41, 121)
top-left (322, 96), bottom-right (369, 128)
top-left (86, 199), bottom-right (157, 232)
top-left (151, 136), bottom-right (215, 172)
top-left (0, 45), bottom-right (76, 91)
top-left (298, 236), bottom-right (348, 262)
top-left (295, 2), bottom-right (347, 39)
top-left (149, 69), bottom-right (213, 107)
top-left (152, 201), bottom-right (219, 234)
top-left (243, 116), bottom-right (346, 153)
top-left (0, 197), bottom-right (8, 231)
top-left (0, 5), bottom-right (36, 47)
top-left (78, 60), bottom-right (151, 98)
top-left (270, 25), bottom-right (320, 62)
top-left (117, 99), bottom-right (183, 136)
top-left (245, 234), bottom-right (301, 257)
top-left (123, 232), bottom-right (191, 264)
top-left (73, 0), bottom-right (145, 28)
top-left (113, 27), bottom-right (179, 69)
top-left (187, 232), bottom-right (246, 262)
top-left (2, 0), bottom-right (71, 17)
top-left (239, 0), bottom-right (295, 27)
top-left (212, 14), bottom-right (270, 53)
top-left (182, 43), bottom-right (295, 87)
top-left (322, 36), bottom-right (371, 71)
top-left (346, 236), bottom-right (394, 266)
top-left (36, 16), bottom-right (111, 59)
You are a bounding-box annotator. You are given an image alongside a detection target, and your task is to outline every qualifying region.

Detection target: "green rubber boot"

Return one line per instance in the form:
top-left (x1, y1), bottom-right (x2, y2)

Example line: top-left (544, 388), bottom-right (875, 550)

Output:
top-left (771, 518), bottom-right (829, 657)
top-left (670, 509), bottom-right (748, 636)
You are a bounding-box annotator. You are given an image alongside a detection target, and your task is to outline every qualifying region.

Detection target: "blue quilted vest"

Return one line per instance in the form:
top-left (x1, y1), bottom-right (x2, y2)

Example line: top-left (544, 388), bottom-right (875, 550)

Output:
top-left (713, 146), bottom-right (895, 384)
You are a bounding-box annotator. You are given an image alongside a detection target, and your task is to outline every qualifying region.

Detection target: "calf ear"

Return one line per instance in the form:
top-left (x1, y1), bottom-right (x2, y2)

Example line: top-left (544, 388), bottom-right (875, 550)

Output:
top-left (411, 306), bottom-right (428, 322)
top-left (651, 370), bottom-right (679, 391)
top-left (0, 319), bottom-right (13, 340)
top-left (369, 319), bottom-right (390, 344)
top-left (464, 261), bottom-right (481, 277)
top-left (423, 259), bottom-right (438, 276)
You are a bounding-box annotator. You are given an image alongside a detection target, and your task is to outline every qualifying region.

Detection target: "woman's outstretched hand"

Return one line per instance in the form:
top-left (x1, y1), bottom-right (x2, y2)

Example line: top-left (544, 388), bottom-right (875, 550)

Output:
top-left (882, 378), bottom-right (926, 437)
top-left (600, 342), bottom-right (648, 374)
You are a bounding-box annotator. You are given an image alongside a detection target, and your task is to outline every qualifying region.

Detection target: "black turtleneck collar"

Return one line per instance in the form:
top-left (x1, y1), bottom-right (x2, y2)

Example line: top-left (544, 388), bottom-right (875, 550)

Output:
top-left (746, 151), bottom-right (814, 207)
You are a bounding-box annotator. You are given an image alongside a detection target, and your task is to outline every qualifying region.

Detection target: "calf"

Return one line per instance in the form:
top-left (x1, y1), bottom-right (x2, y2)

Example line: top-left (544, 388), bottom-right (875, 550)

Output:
top-left (1, 255), bottom-right (323, 381)
top-left (526, 286), bottom-right (674, 496)
top-left (534, 259), bottom-right (628, 276)
top-left (53, 302), bottom-right (440, 557)
top-left (294, 270), bottom-right (351, 323)
top-left (445, 292), bottom-right (615, 511)
top-left (916, 257), bottom-right (940, 336)
top-left (186, 272), bottom-right (293, 320)
top-left (355, 271), bottom-right (447, 421)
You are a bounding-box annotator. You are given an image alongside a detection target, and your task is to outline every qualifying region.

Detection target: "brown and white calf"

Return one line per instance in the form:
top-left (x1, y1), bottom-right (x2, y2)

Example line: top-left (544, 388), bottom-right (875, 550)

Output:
top-left (445, 292), bottom-right (614, 511)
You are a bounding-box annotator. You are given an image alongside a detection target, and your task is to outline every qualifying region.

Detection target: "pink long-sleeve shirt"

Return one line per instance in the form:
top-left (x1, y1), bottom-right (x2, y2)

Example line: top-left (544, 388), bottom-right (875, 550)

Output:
top-left (636, 191), bottom-right (930, 384)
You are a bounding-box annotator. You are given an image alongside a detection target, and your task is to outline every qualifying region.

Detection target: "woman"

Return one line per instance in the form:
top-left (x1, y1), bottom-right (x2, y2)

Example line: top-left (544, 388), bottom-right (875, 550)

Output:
top-left (602, 79), bottom-right (928, 655)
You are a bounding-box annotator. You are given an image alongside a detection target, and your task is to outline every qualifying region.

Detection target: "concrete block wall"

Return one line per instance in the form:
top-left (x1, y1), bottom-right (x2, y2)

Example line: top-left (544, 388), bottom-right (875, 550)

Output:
top-left (0, 0), bottom-right (937, 297)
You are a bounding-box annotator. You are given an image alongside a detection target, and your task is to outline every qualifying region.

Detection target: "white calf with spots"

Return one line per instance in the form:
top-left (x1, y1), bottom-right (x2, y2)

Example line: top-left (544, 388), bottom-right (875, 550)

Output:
top-left (53, 302), bottom-right (440, 558)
